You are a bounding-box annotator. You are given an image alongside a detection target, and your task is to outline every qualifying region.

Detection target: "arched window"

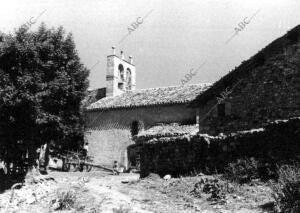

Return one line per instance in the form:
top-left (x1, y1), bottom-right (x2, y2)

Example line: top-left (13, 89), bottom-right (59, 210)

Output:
top-left (126, 68), bottom-right (131, 83)
top-left (130, 121), bottom-right (142, 137)
top-left (118, 64), bottom-right (124, 81)
top-left (126, 68), bottom-right (132, 89)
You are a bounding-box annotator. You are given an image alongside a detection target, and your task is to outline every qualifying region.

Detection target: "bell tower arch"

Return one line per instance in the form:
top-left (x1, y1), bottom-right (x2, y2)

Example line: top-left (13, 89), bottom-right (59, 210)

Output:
top-left (106, 47), bottom-right (136, 97)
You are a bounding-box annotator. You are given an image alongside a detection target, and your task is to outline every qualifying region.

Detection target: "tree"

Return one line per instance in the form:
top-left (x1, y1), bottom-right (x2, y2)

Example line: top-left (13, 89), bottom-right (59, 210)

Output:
top-left (0, 23), bottom-right (89, 169)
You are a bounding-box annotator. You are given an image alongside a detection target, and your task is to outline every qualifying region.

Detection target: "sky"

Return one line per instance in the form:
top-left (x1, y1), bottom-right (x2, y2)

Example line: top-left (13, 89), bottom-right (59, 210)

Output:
top-left (0, 0), bottom-right (299, 90)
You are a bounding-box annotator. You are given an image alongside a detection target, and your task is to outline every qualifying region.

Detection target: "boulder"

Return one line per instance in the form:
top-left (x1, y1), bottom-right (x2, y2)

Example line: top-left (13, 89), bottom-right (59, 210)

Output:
top-left (163, 174), bottom-right (171, 181)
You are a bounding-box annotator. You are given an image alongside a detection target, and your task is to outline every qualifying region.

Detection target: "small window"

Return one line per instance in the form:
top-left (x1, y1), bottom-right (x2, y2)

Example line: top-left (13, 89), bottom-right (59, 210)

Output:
top-left (217, 102), bottom-right (231, 117)
top-left (118, 82), bottom-right (124, 90)
top-left (217, 103), bottom-right (226, 117)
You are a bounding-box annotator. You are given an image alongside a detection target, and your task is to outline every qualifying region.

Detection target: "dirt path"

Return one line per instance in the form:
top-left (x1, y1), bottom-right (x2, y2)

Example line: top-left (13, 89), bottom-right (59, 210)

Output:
top-left (84, 173), bottom-right (152, 212)
top-left (78, 172), bottom-right (217, 213)
top-left (0, 171), bottom-right (273, 212)
top-left (50, 171), bottom-right (208, 212)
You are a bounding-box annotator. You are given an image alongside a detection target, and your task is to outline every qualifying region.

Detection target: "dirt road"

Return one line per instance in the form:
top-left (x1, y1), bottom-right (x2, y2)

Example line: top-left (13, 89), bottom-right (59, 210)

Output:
top-left (0, 170), bottom-right (273, 213)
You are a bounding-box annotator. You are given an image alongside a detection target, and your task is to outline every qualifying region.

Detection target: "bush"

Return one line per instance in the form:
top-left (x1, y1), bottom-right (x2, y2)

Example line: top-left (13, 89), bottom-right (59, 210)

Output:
top-left (191, 176), bottom-right (230, 203)
top-left (257, 161), bottom-right (277, 181)
top-left (53, 187), bottom-right (77, 210)
top-left (224, 158), bottom-right (259, 183)
top-left (271, 164), bottom-right (300, 213)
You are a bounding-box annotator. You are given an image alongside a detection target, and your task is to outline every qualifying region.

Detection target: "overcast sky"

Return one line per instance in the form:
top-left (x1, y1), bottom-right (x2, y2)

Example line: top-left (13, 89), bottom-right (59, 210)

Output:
top-left (1, 0), bottom-right (299, 90)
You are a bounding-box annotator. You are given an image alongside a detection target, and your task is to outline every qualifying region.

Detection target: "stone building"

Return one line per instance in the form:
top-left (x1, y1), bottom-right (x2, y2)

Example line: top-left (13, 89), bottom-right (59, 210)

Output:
top-left (85, 25), bottom-right (300, 168)
top-left (190, 25), bottom-right (300, 135)
top-left (85, 47), bottom-right (210, 168)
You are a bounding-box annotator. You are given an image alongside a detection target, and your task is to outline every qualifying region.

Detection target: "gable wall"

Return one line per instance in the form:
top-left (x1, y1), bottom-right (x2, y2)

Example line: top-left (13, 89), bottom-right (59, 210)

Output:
top-left (197, 56), bottom-right (300, 135)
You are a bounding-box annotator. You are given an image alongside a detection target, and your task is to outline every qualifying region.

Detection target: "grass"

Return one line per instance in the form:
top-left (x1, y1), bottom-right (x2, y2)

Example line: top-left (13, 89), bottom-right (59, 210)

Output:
top-left (271, 164), bottom-right (300, 213)
top-left (223, 158), bottom-right (300, 212)
top-left (121, 168), bottom-right (275, 212)
top-left (112, 205), bottom-right (132, 213)
top-left (52, 187), bottom-right (78, 210)
top-left (51, 183), bottom-right (103, 212)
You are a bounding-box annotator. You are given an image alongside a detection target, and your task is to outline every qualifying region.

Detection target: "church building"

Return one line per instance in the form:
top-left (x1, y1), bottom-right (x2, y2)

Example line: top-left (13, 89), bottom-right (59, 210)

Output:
top-left (85, 25), bottom-right (300, 170)
top-left (84, 47), bottom-right (210, 168)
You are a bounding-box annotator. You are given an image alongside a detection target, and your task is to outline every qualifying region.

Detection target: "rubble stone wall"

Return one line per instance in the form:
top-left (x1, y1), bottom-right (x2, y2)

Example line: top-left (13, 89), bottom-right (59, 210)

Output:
top-left (197, 43), bottom-right (300, 135)
top-left (135, 118), bottom-right (300, 177)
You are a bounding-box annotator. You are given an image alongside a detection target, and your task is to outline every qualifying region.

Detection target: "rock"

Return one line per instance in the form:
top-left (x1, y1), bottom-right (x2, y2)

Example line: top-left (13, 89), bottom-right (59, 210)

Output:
top-left (163, 174), bottom-right (171, 181)
top-left (144, 173), bottom-right (160, 180)
top-left (26, 196), bottom-right (36, 204)
top-left (129, 168), bottom-right (139, 173)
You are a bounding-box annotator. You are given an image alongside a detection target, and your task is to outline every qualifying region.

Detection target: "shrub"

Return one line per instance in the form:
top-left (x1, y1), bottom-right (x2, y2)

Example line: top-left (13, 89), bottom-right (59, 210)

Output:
top-left (53, 187), bottom-right (77, 210)
top-left (271, 164), bottom-right (300, 213)
top-left (224, 158), bottom-right (259, 183)
top-left (191, 176), bottom-right (230, 203)
top-left (257, 161), bottom-right (277, 181)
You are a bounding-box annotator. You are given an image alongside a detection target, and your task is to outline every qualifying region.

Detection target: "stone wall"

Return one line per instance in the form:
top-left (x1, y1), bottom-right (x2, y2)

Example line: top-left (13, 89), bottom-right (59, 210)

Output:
top-left (85, 104), bottom-right (196, 168)
top-left (197, 44), bottom-right (300, 135)
top-left (134, 118), bottom-right (300, 177)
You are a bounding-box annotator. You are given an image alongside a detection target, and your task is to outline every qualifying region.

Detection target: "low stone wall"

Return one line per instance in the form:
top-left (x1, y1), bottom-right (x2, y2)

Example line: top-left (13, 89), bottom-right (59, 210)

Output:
top-left (132, 117), bottom-right (300, 177)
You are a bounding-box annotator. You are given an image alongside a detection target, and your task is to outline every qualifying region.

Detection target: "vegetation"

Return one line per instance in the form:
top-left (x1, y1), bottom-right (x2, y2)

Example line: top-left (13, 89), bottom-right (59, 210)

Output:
top-left (224, 158), bottom-right (260, 183)
top-left (271, 164), bottom-right (300, 213)
top-left (0, 24), bottom-right (89, 166)
top-left (191, 175), bottom-right (230, 203)
top-left (224, 158), bottom-right (300, 212)
top-left (54, 187), bottom-right (77, 210)
top-left (112, 205), bottom-right (132, 213)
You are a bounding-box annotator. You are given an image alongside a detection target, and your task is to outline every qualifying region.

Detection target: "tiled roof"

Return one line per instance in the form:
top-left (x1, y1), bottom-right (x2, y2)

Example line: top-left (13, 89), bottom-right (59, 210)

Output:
top-left (87, 83), bottom-right (211, 111)
top-left (134, 124), bottom-right (199, 143)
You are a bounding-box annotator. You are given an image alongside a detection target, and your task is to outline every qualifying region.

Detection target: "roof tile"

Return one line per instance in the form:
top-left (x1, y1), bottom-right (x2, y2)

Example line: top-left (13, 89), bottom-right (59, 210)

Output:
top-left (87, 83), bottom-right (211, 110)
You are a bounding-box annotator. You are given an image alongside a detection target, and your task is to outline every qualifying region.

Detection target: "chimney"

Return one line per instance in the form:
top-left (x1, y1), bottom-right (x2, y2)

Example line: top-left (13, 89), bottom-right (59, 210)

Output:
top-left (120, 50), bottom-right (124, 60)
top-left (112, 46), bottom-right (116, 55)
top-left (129, 55), bottom-right (133, 64)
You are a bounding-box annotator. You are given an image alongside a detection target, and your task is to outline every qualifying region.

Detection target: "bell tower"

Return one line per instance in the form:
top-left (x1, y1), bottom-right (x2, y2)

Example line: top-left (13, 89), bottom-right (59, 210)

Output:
top-left (106, 47), bottom-right (136, 97)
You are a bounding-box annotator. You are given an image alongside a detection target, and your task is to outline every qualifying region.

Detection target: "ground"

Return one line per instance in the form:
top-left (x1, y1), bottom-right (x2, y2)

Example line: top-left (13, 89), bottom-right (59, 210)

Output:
top-left (0, 170), bottom-right (274, 213)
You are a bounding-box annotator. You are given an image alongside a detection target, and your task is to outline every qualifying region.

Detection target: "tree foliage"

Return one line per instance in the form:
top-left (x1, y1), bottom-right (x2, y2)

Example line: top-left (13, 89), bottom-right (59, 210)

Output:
top-left (0, 24), bottom-right (89, 163)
